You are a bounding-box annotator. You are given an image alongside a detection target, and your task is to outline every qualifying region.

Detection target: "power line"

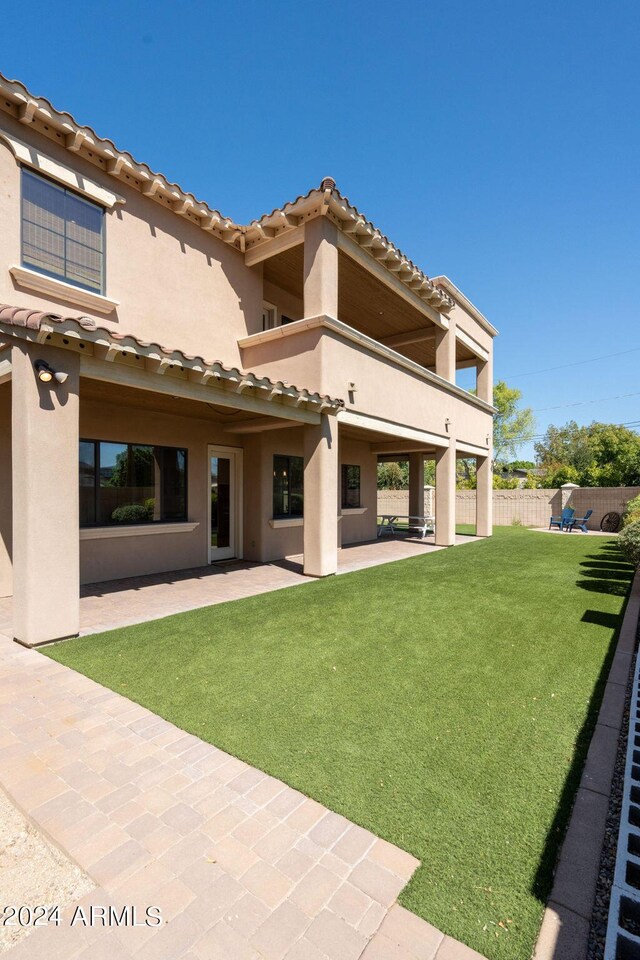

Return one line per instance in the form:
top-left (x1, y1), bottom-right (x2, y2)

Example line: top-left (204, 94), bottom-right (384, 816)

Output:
top-left (504, 346), bottom-right (640, 380)
top-left (508, 420), bottom-right (640, 445)
top-left (532, 390), bottom-right (640, 413)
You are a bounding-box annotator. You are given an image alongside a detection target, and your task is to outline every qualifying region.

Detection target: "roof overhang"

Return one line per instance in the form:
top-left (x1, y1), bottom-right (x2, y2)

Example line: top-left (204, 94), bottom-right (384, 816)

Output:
top-left (244, 180), bottom-right (455, 317)
top-left (0, 305), bottom-right (344, 422)
top-left (0, 72), bottom-right (495, 337)
top-left (431, 276), bottom-right (499, 337)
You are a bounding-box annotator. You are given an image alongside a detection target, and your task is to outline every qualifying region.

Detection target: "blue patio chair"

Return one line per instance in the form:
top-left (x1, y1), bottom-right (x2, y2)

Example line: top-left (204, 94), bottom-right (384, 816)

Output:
top-left (567, 509), bottom-right (593, 533)
top-left (549, 507), bottom-right (575, 531)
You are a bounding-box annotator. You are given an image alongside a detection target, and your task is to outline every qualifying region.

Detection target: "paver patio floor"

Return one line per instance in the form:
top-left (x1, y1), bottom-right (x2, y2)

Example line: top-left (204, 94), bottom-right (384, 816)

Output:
top-left (0, 633), bottom-right (484, 959)
top-left (0, 535), bottom-right (477, 641)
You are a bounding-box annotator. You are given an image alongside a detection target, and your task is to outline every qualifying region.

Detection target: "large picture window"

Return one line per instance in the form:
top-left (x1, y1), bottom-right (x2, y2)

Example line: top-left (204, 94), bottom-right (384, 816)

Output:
top-left (341, 464), bottom-right (361, 509)
top-left (273, 455), bottom-right (303, 519)
top-left (79, 440), bottom-right (187, 526)
top-left (22, 169), bottom-right (105, 294)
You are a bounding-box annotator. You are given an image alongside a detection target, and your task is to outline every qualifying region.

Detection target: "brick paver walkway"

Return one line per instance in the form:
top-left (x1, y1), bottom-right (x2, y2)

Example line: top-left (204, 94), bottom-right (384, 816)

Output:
top-left (0, 635), bottom-right (484, 959)
top-left (0, 536), bottom-right (478, 641)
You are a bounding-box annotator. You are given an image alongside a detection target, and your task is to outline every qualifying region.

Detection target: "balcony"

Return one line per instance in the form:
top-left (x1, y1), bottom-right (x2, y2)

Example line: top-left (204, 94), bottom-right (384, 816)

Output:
top-left (238, 311), bottom-right (494, 454)
top-left (240, 214), bottom-right (493, 454)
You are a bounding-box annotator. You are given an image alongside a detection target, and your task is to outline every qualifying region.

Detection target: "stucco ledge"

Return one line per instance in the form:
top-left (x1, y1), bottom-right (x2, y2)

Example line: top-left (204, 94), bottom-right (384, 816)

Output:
top-left (268, 518), bottom-right (303, 529)
top-left (9, 265), bottom-right (120, 315)
top-left (80, 522), bottom-right (199, 540)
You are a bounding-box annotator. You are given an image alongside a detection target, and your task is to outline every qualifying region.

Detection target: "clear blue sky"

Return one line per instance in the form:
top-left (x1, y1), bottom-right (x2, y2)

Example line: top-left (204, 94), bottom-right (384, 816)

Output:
top-left (4, 0), bottom-right (639, 461)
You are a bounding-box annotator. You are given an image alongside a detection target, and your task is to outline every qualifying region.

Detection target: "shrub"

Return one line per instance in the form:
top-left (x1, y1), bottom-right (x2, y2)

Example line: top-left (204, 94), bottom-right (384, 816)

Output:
top-left (111, 503), bottom-right (150, 524)
top-left (618, 520), bottom-right (640, 567)
top-left (622, 494), bottom-right (640, 528)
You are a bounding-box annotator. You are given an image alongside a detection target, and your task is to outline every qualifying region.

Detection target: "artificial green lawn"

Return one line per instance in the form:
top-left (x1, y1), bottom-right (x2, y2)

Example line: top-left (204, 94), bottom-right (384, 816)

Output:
top-left (44, 528), bottom-right (633, 959)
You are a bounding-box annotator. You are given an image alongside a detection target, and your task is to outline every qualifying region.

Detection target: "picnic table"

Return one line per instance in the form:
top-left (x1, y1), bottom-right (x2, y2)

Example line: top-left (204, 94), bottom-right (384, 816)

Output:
top-left (377, 514), bottom-right (435, 540)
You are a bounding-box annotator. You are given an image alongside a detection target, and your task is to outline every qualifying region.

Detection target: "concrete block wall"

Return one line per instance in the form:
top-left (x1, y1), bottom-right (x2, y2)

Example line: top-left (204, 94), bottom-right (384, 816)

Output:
top-left (377, 487), bottom-right (640, 529)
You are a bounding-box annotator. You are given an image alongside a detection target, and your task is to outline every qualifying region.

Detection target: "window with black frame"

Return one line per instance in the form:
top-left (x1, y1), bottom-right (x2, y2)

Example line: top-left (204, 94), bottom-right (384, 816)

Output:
top-left (22, 169), bottom-right (105, 294)
top-left (273, 455), bottom-right (303, 518)
top-left (341, 464), bottom-right (361, 509)
top-left (79, 440), bottom-right (187, 526)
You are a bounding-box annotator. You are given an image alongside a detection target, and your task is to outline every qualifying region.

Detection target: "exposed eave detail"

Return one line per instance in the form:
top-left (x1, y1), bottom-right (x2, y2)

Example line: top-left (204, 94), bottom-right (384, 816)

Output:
top-left (0, 304), bottom-right (344, 419)
top-left (431, 276), bottom-right (499, 337)
top-left (244, 186), bottom-right (456, 316)
top-left (0, 72), bottom-right (494, 332)
top-left (0, 73), bottom-right (242, 248)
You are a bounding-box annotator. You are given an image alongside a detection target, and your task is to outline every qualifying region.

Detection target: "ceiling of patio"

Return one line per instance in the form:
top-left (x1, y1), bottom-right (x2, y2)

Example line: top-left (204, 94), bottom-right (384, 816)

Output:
top-left (79, 377), bottom-right (287, 426)
top-left (262, 246), bottom-right (477, 369)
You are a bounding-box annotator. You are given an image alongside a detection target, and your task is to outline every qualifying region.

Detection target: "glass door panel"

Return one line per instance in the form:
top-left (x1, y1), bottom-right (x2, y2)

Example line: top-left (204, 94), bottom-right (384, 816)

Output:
top-left (209, 452), bottom-right (235, 561)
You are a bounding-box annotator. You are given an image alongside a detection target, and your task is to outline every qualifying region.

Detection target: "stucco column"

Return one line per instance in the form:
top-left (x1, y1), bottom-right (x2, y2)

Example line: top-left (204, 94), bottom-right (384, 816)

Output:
top-left (476, 352), bottom-right (493, 405)
top-left (434, 319), bottom-right (456, 383)
top-left (435, 442), bottom-right (456, 546)
top-left (476, 455), bottom-right (493, 537)
top-left (408, 453), bottom-right (425, 517)
top-left (12, 342), bottom-right (80, 645)
top-left (561, 482), bottom-right (580, 509)
top-left (303, 415), bottom-right (338, 576)
top-left (0, 383), bottom-right (11, 598)
top-left (303, 217), bottom-right (338, 318)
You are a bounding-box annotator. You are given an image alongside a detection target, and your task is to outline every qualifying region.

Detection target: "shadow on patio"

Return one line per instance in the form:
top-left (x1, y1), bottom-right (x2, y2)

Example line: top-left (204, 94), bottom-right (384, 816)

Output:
top-left (0, 534), bottom-right (480, 640)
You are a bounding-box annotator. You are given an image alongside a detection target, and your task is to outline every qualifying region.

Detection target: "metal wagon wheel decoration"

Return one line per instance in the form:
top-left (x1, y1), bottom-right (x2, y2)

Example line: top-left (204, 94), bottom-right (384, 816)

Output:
top-left (600, 511), bottom-right (621, 533)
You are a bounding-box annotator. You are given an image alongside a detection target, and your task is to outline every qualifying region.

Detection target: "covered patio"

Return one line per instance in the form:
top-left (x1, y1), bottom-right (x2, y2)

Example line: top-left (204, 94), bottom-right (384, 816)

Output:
top-left (0, 534), bottom-right (479, 641)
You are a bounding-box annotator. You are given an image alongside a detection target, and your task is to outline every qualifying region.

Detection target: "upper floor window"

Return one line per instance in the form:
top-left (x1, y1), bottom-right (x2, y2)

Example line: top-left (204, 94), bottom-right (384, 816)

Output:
top-left (22, 169), bottom-right (105, 294)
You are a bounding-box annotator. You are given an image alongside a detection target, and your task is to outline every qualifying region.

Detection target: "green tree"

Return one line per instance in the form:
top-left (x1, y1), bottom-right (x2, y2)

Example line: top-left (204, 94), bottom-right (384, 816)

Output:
top-left (377, 461), bottom-right (408, 489)
top-left (492, 380), bottom-right (536, 467)
top-left (535, 421), bottom-right (640, 487)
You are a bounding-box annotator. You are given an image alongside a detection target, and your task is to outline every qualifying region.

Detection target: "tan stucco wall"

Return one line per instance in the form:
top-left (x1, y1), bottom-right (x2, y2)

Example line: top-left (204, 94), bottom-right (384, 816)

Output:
top-left (263, 281), bottom-right (303, 323)
top-left (380, 487), bottom-right (640, 530)
top-left (446, 299), bottom-right (494, 357)
top-left (0, 382), bottom-right (12, 597)
top-left (0, 121), bottom-right (263, 366)
top-left (241, 326), bottom-right (493, 450)
top-left (339, 436), bottom-right (378, 545)
top-left (6, 390), bottom-right (377, 586)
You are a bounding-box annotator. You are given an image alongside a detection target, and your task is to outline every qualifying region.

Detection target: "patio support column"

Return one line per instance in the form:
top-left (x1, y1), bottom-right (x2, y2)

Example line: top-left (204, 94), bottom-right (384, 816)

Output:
top-left (0, 383), bottom-right (11, 598)
top-left (303, 217), bottom-right (338, 318)
top-left (408, 453), bottom-right (424, 517)
top-left (476, 352), bottom-right (493, 405)
top-left (303, 414), bottom-right (338, 577)
top-left (12, 342), bottom-right (80, 645)
top-left (476, 454), bottom-right (493, 537)
top-left (435, 442), bottom-right (456, 546)
top-left (435, 319), bottom-right (456, 384)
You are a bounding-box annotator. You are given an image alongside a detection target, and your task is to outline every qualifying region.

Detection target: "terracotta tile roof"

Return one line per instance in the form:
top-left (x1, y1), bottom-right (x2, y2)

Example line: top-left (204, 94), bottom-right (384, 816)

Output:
top-left (0, 305), bottom-right (344, 411)
top-left (245, 179), bottom-right (455, 314)
top-left (0, 73), bottom-right (457, 315)
top-left (0, 74), bottom-right (241, 244)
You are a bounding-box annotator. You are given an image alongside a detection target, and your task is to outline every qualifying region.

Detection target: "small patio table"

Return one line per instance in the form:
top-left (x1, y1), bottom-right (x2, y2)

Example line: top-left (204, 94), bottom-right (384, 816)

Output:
top-left (377, 514), bottom-right (435, 540)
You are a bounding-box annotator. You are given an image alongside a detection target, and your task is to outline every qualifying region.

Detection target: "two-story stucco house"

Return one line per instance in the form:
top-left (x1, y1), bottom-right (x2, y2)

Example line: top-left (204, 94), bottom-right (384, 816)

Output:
top-left (0, 73), bottom-right (497, 647)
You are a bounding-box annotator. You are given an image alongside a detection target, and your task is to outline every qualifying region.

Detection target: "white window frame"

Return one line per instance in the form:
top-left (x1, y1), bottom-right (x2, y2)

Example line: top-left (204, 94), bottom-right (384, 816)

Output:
top-left (262, 301), bottom-right (280, 331)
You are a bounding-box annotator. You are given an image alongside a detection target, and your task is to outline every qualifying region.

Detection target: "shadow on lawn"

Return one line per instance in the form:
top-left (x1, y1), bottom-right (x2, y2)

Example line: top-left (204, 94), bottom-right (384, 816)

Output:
top-left (531, 539), bottom-right (634, 917)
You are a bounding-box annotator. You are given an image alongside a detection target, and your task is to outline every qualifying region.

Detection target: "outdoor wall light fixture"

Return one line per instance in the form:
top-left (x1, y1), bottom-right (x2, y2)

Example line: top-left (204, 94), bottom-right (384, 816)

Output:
top-left (445, 418), bottom-right (451, 432)
top-left (34, 360), bottom-right (68, 385)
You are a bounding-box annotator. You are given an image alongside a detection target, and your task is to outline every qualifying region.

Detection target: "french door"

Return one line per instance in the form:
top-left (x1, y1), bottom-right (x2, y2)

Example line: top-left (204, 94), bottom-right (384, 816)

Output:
top-left (208, 446), bottom-right (242, 562)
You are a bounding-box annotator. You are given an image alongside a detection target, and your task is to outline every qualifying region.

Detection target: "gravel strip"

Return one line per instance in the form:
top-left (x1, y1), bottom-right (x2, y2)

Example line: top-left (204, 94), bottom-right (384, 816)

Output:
top-left (0, 787), bottom-right (93, 953)
top-left (587, 619), bottom-right (640, 960)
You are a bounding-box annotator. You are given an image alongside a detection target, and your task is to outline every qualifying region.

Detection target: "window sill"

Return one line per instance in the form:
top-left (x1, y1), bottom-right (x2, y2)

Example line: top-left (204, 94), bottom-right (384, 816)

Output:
top-left (268, 518), bottom-right (303, 529)
top-left (10, 265), bottom-right (119, 315)
top-left (80, 522), bottom-right (199, 540)
top-left (341, 507), bottom-right (367, 515)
